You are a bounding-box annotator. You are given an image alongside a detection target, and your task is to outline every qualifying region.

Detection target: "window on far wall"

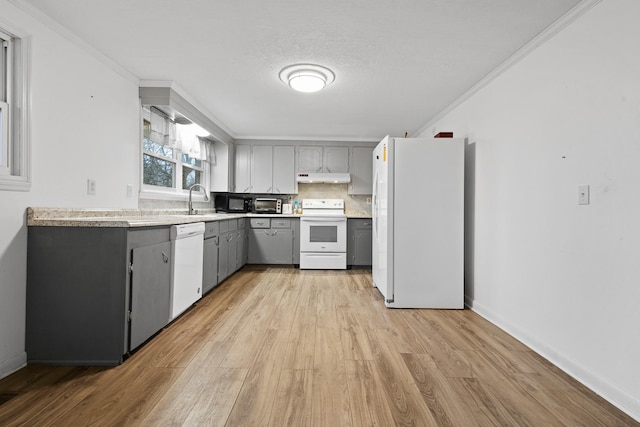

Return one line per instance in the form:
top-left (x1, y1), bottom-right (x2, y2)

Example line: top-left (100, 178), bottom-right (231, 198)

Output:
top-left (141, 107), bottom-right (210, 198)
top-left (0, 26), bottom-right (30, 191)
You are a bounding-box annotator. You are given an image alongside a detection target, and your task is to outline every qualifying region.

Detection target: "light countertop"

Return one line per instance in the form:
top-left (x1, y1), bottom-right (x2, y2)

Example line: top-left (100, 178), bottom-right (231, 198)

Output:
top-left (27, 207), bottom-right (371, 228)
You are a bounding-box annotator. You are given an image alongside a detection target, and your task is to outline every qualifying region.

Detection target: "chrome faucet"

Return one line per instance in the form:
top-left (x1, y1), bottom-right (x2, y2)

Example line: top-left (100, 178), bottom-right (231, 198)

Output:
top-left (188, 183), bottom-right (209, 215)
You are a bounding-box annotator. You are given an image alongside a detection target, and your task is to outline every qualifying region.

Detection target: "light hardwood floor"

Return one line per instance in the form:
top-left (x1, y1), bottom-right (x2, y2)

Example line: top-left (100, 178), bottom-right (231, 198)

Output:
top-left (0, 266), bottom-right (636, 426)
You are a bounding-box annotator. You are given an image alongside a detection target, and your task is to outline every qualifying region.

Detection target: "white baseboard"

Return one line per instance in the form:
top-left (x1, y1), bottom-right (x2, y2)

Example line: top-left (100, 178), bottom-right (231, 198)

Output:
top-left (465, 297), bottom-right (640, 422)
top-left (0, 351), bottom-right (27, 381)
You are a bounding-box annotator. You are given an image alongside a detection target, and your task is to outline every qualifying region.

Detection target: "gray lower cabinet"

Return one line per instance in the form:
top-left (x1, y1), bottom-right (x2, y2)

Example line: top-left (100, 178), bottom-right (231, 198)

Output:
top-left (218, 218), bottom-right (246, 283)
top-left (203, 222), bottom-right (220, 294)
top-left (130, 238), bottom-right (171, 350)
top-left (236, 218), bottom-right (247, 270)
top-left (218, 220), bottom-right (231, 282)
top-left (292, 218), bottom-right (300, 265)
top-left (248, 217), bottom-right (294, 264)
top-left (347, 218), bottom-right (373, 266)
top-left (26, 225), bottom-right (171, 365)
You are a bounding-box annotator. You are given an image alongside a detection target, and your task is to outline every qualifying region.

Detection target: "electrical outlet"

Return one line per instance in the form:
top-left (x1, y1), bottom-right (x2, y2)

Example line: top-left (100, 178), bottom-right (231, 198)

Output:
top-left (578, 185), bottom-right (589, 205)
top-left (366, 197), bottom-right (372, 204)
top-left (87, 179), bottom-right (96, 195)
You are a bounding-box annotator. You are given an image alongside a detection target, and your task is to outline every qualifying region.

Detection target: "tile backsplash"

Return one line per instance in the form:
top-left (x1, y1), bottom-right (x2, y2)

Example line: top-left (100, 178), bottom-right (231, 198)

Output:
top-left (290, 183), bottom-right (371, 216)
top-left (140, 183), bottom-right (372, 216)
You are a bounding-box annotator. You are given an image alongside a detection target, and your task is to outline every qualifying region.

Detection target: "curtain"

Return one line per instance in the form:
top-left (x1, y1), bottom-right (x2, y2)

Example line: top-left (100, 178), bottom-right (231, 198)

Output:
top-left (149, 109), bottom-right (166, 145)
top-left (149, 108), bottom-right (177, 147)
top-left (177, 124), bottom-right (207, 160)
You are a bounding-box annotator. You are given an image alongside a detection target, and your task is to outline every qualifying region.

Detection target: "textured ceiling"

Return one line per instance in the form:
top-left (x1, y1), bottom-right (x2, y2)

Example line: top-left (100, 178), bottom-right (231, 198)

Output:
top-left (18, 0), bottom-right (581, 141)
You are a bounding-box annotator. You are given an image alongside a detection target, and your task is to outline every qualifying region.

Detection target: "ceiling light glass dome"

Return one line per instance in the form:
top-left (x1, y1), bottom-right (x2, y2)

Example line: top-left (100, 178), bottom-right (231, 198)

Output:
top-left (279, 64), bottom-right (335, 93)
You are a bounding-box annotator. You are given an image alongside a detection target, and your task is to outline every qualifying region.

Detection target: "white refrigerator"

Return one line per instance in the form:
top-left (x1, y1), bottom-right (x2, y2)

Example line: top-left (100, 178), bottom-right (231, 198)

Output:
top-left (372, 136), bottom-right (464, 308)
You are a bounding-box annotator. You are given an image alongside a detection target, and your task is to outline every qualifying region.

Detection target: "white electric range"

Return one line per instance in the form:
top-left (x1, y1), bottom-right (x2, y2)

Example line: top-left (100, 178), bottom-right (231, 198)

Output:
top-left (299, 199), bottom-right (347, 269)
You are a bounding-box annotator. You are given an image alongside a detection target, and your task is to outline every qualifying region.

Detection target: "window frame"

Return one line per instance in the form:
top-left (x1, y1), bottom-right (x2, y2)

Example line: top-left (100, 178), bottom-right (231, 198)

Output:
top-left (0, 26), bottom-right (31, 191)
top-left (139, 107), bottom-right (210, 201)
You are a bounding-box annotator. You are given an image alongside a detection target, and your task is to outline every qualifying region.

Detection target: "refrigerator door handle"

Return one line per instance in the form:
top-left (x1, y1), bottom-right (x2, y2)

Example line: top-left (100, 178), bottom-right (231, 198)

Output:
top-left (372, 169), bottom-right (379, 239)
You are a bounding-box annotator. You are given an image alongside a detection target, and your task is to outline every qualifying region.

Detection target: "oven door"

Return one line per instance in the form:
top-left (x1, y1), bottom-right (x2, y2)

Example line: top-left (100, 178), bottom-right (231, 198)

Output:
top-left (300, 216), bottom-right (347, 252)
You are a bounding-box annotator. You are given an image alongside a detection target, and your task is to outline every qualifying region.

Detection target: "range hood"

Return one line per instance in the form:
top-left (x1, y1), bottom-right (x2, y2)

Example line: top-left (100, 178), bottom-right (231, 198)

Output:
top-left (296, 173), bottom-right (351, 184)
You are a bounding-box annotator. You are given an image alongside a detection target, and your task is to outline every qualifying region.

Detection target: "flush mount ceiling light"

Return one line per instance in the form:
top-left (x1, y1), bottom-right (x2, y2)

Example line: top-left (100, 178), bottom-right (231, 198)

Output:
top-left (279, 64), bottom-right (335, 93)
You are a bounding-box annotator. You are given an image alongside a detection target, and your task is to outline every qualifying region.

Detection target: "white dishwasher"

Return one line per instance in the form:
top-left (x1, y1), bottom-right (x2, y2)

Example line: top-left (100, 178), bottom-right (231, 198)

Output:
top-left (170, 222), bottom-right (205, 320)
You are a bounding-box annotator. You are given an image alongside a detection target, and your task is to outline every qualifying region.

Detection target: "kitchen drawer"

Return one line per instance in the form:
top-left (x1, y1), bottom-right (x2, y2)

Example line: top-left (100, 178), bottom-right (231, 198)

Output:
top-left (271, 218), bottom-right (291, 229)
top-left (219, 220), bottom-right (229, 233)
top-left (204, 222), bottom-right (220, 238)
top-left (228, 219), bottom-right (238, 231)
top-left (238, 218), bottom-right (246, 228)
top-left (250, 218), bottom-right (271, 229)
top-left (353, 219), bottom-right (372, 229)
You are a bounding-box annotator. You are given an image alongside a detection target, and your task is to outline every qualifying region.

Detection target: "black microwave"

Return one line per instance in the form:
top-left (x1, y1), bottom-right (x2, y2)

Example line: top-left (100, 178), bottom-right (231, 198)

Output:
top-left (214, 194), bottom-right (251, 213)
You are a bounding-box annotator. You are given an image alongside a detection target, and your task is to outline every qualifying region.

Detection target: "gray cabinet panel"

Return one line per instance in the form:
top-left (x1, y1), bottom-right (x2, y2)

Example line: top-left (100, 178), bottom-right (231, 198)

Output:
top-left (354, 228), bottom-right (372, 265)
top-left (297, 146), bottom-right (323, 173)
top-left (273, 145), bottom-right (296, 194)
top-left (249, 227), bottom-right (294, 264)
top-left (250, 218), bottom-right (270, 228)
top-left (235, 144), bottom-right (251, 193)
top-left (324, 146), bottom-right (349, 173)
top-left (349, 147), bottom-right (374, 195)
top-left (271, 218), bottom-right (291, 228)
top-left (293, 218), bottom-right (300, 265)
top-left (249, 228), bottom-right (270, 263)
top-left (235, 228), bottom-right (245, 270)
top-left (203, 235), bottom-right (219, 294)
top-left (347, 219), bottom-right (372, 266)
top-left (130, 241), bottom-right (171, 350)
top-left (251, 144), bottom-right (273, 193)
top-left (218, 219), bottom-right (243, 283)
top-left (26, 227), bottom-right (129, 365)
top-left (218, 230), bottom-right (230, 282)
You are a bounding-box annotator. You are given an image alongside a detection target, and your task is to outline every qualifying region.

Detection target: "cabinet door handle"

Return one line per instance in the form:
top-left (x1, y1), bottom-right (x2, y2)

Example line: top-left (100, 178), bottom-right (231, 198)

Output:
top-left (267, 186), bottom-right (272, 192)
top-left (161, 252), bottom-right (169, 263)
top-left (214, 236), bottom-right (219, 246)
top-left (243, 187), bottom-right (250, 192)
top-left (272, 230), bottom-right (278, 236)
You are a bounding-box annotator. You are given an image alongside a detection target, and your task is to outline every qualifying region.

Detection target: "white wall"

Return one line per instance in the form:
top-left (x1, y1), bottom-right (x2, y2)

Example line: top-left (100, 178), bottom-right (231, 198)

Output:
top-left (0, 1), bottom-right (140, 377)
top-left (418, 0), bottom-right (640, 419)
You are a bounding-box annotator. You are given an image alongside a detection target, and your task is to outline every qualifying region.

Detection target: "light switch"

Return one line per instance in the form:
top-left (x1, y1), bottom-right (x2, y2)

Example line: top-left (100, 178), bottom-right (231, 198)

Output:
top-left (578, 185), bottom-right (589, 205)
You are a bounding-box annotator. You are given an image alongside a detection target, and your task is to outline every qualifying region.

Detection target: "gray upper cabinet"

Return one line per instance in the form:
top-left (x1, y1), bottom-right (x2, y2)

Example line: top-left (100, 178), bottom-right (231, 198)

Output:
top-left (297, 146), bottom-right (323, 172)
top-left (272, 145), bottom-right (296, 194)
top-left (235, 144), bottom-right (252, 193)
top-left (298, 146), bottom-right (348, 173)
top-left (211, 141), bottom-right (235, 192)
top-left (323, 146), bottom-right (349, 173)
top-left (237, 144), bottom-right (296, 195)
top-left (348, 147), bottom-right (373, 195)
top-left (251, 145), bottom-right (273, 193)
